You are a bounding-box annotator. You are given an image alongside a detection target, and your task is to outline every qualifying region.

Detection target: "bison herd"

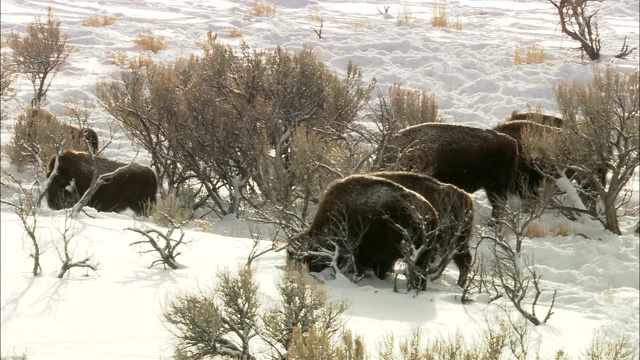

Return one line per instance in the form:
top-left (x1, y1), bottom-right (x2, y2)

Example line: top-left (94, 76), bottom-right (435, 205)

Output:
top-left (288, 110), bottom-right (590, 290)
top-left (38, 108), bottom-right (588, 291)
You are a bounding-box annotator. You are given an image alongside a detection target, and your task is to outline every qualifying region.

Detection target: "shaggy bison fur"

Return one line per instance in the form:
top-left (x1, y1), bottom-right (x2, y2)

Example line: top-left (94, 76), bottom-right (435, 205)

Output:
top-left (508, 110), bottom-right (564, 127)
top-left (380, 123), bottom-right (518, 218)
top-left (288, 175), bottom-right (439, 282)
top-left (492, 120), bottom-right (558, 198)
top-left (45, 150), bottom-right (158, 215)
top-left (370, 171), bottom-right (474, 287)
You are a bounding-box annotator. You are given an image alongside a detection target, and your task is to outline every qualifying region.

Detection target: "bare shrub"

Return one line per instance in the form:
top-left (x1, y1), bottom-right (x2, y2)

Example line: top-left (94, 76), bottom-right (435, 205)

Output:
top-left (54, 210), bottom-right (99, 278)
top-left (134, 29), bottom-right (167, 53)
top-left (540, 66), bottom-right (639, 235)
top-left (1, 48), bottom-right (18, 109)
top-left (81, 14), bottom-right (118, 27)
top-left (583, 329), bottom-right (638, 360)
top-left (7, 7), bottom-right (73, 107)
top-left (95, 38), bottom-right (374, 219)
top-left (288, 327), bottom-right (367, 360)
top-left (163, 265), bottom-right (349, 359)
top-left (473, 182), bottom-right (557, 326)
top-left (127, 211), bottom-right (189, 270)
top-left (367, 84), bottom-right (441, 170)
top-left (514, 44), bottom-right (545, 65)
top-left (262, 266), bottom-right (350, 358)
top-left (164, 267), bottom-right (259, 358)
top-left (0, 172), bottom-right (47, 276)
top-left (548, 0), bottom-right (637, 60)
top-left (6, 108), bottom-right (94, 168)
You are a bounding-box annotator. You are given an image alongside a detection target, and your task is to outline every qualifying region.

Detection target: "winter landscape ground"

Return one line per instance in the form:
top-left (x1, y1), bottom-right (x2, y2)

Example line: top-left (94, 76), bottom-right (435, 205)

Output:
top-left (1, 0), bottom-right (639, 359)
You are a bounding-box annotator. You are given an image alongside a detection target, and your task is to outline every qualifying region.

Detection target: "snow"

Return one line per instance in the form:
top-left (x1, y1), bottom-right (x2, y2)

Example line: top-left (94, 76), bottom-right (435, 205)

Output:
top-left (1, 0), bottom-right (638, 359)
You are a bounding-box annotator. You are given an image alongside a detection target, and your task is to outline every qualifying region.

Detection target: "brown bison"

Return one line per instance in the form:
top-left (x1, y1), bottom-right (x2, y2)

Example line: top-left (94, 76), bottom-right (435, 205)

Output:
top-left (45, 150), bottom-right (158, 215)
top-left (492, 120), bottom-right (558, 198)
top-left (380, 123), bottom-right (519, 218)
top-left (370, 171), bottom-right (474, 288)
top-left (288, 174), bottom-right (440, 282)
top-left (508, 110), bottom-right (564, 127)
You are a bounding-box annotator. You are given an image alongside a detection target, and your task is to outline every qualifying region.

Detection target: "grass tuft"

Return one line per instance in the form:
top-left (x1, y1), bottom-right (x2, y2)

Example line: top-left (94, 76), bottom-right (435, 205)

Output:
top-left (134, 29), bottom-right (167, 53)
top-left (252, 0), bottom-right (276, 16)
top-left (432, 1), bottom-right (463, 30)
top-left (229, 26), bottom-right (243, 38)
top-left (515, 44), bottom-right (545, 65)
top-left (81, 14), bottom-right (118, 27)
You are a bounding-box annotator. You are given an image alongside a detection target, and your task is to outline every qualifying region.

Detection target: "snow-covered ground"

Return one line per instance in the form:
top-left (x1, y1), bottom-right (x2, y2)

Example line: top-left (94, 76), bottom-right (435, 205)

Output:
top-left (1, 0), bottom-right (638, 359)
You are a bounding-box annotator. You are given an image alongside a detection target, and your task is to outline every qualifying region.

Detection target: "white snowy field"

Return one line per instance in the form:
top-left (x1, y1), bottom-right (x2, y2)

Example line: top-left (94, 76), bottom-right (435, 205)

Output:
top-left (1, 0), bottom-right (639, 359)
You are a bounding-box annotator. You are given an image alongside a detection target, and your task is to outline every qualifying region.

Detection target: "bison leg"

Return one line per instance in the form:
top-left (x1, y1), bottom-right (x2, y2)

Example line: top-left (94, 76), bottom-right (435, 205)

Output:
top-left (453, 250), bottom-right (473, 288)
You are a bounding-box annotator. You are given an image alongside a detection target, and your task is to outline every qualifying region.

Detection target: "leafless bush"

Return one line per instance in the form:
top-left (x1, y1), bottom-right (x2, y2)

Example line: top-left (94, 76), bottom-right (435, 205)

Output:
top-left (53, 210), bottom-right (99, 278)
top-left (6, 105), bottom-right (98, 170)
top-left (530, 66), bottom-right (639, 234)
top-left (0, 172), bottom-right (47, 276)
top-left (1, 49), bottom-right (18, 113)
top-left (470, 182), bottom-right (557, 326)
top-left (549, 0), bottom-right (636, 60)
top-left (583, 329), bottom-right (638, 360)
top-left (7, 7), bottom-right (73, 107)
top-left (368, 84), bottom-right (441, 170)
top-left (164, 266), bottom-right (259, 359)
top-left (95, 38), bottom-right (374, 219)
top-left (262, 266), bottom-right (350, 359)
top-left (127, 211), bottom-right (189, 270)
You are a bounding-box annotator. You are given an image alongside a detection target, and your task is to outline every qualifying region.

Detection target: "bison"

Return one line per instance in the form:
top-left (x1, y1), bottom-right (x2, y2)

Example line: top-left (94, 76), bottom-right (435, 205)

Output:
top-left (369, 171), bottom-right (474, 288)
top-left (288, 174), bottom-right (440, 283)
top-left (45, 150), bottom-right (158, 216)
top-left (492, 120), bottom-right (558, 198)
top-left (508, 110), bottom-right (564, 127)
top-left (379, 123), bottom-right (519, 218)
top-left (493, 119), bottom-right (607, 205)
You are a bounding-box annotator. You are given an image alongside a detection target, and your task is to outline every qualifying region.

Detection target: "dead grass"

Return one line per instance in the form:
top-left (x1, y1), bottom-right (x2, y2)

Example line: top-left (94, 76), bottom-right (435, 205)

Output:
top-left (396, 5), bottom-right (413, 26)
top-left (252, 0), bottom-right (276, 16)
top-left (308, 13), bottom-right (324, 23)
top-left (81, 14), bottom-right (118, 27)
top-left (229, 26), bottom-right (243, 38)
top-left (134, 29), bottom-right (167, 54)
top-left (107, 51), bottom-right (153, 68)
top-left (108, 50), bottom-right (128, 66)
top-left (515, 44), bottom-right (545, 65)
top-left (432, 0), bottom-right (463, 30)
top-left (550, 220), bottom-right (574, 237)
top-left (348, 21), bottom-right (373, 31)
top-left (523, 221), bottom-right (546, 238)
